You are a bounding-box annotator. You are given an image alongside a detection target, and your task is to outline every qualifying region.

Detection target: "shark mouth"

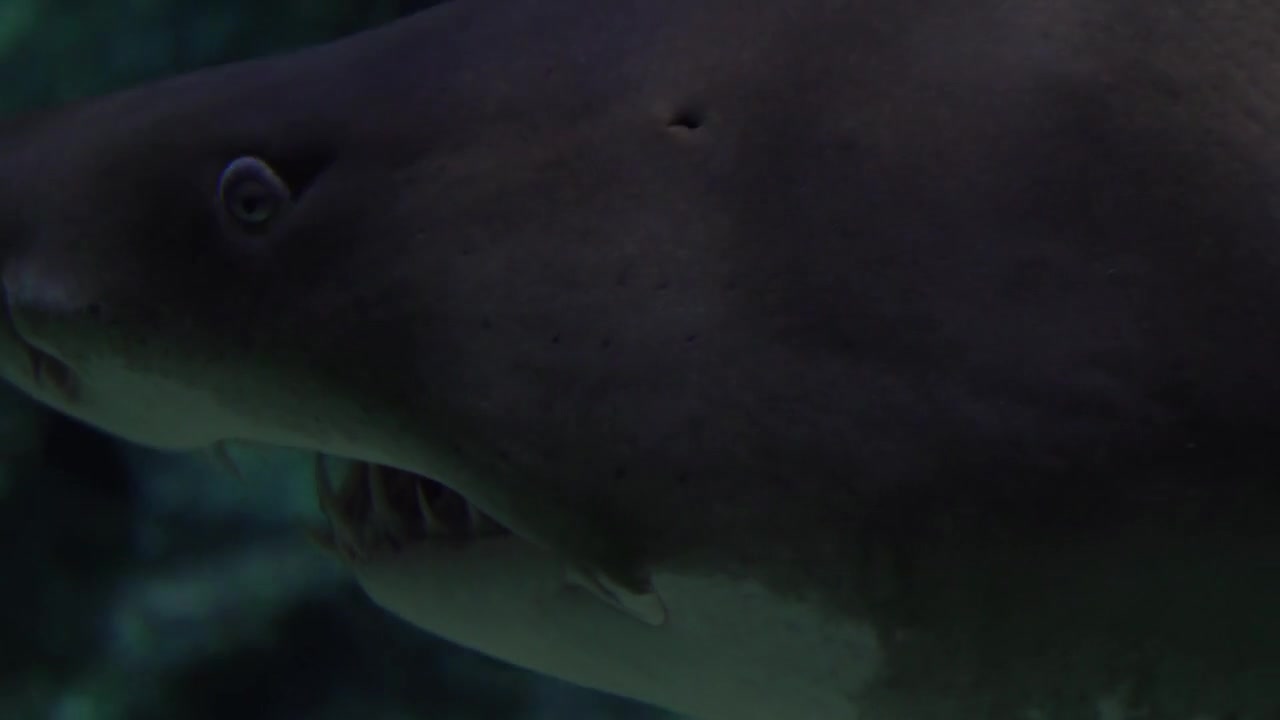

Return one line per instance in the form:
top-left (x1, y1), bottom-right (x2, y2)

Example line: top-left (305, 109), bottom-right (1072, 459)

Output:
top-left (1, 304), bottom-right (664, 624)
top-left (13, 337), bottom-right (514, 566)
top-left (11, 323), bottom-right (513, 564)
top-left (310, 457), bottom-right (512, 564)
top-left (308, 454), bottom-right (669, 627)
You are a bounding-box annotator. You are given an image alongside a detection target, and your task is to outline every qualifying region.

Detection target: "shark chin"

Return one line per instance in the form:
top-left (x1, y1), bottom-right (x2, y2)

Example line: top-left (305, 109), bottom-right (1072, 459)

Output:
top-left (311, 456), bottom-right (885, 720)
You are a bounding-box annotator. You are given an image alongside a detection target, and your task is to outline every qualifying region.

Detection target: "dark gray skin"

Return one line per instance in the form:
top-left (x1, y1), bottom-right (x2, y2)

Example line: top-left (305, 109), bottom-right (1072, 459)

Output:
top-left (2, 0), bottom-right (1279, 717)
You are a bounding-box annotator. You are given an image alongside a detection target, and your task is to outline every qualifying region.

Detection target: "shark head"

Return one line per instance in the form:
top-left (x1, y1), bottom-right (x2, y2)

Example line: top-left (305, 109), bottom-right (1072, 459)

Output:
top-left (0, 1), bottom-right (888, 717)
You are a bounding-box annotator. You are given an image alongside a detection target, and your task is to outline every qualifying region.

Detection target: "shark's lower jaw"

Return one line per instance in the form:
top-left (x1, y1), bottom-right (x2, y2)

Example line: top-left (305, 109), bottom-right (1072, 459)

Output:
top-left (311, 456), bottom-right (513, 564)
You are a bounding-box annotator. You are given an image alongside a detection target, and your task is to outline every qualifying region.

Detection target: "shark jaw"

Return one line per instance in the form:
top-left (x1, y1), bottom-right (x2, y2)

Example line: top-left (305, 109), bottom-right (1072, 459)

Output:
top-left (0, 283), bottom-right (658, 607)
top-left (310, 456), bottom-right (672, 627)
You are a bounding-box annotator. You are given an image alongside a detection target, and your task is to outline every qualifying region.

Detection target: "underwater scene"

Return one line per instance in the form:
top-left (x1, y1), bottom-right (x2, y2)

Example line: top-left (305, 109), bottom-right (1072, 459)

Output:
top-left (3, 0), bottom-right (1280, 719)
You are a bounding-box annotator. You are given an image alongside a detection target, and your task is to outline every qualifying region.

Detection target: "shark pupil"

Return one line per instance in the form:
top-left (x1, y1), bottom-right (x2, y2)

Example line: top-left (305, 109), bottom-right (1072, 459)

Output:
top-left (232, 184), bottom-right (274, 223)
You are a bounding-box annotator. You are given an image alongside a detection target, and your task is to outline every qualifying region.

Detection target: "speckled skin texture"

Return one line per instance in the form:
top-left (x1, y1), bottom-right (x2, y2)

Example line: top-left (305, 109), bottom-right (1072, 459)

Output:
top-left (0, 1), bottom-right (1278, 717)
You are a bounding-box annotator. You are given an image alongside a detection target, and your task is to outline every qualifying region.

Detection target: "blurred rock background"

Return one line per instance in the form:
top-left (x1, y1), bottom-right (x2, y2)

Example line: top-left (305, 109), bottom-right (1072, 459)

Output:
top-left (0, 2), bottom-right (670, 718)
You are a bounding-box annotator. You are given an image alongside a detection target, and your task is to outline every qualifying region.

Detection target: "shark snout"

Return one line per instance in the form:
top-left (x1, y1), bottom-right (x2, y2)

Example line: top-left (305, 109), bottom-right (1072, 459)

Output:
top-left (3, 258), bottom-right (82, 349)
top-left (1, 256), bottom-right (98, 320)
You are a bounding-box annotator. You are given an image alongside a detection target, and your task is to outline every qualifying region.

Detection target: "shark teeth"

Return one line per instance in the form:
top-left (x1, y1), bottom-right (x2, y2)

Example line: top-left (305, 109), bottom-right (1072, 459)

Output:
top-left (415, 481), bottom-right (450, 536)
top-left (309, 457), bottom-right (670, 628)
top-left (311, 456), bottom-right (509, 563)
top-left (27, 346), bottom-right (77, 400)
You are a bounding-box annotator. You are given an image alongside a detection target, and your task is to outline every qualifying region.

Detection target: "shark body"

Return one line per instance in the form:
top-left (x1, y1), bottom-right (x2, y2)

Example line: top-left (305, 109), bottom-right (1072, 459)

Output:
top-left (1, 1), bottom-right (1279, 718)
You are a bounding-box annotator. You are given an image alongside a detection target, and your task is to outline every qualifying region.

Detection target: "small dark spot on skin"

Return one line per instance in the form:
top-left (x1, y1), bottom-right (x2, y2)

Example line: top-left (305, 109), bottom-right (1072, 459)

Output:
top-left (481, 316), bottom-right (492, 330)
top-left (656, 280), bottom-right (670, 291)
top-left (676, 473), bottom-right (689, 487)
top-left (667, 108), bottom-right (705, 131)
top-left (685, 334), bottom-right (698, 343)
top-left (600, 337), bottom-right (613, 349)
top-left (550, 334), bottom-right (561, 345)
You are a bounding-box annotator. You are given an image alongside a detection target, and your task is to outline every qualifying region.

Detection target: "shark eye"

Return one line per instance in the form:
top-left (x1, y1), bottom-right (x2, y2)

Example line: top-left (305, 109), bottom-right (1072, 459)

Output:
top-left (218, 156), bottom-right (292, 231)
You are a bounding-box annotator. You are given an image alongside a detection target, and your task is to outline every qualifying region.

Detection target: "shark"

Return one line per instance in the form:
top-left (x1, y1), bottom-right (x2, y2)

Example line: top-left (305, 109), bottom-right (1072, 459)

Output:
top-left (1, 0), bottom-right (1278, 717)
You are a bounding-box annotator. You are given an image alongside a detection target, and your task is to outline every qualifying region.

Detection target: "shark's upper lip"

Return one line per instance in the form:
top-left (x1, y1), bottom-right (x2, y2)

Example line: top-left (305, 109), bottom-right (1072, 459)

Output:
top-left (0, 285), bottom-right (78, 401)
